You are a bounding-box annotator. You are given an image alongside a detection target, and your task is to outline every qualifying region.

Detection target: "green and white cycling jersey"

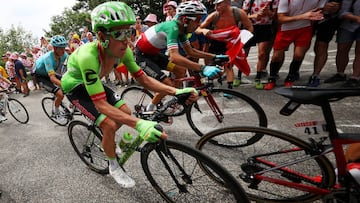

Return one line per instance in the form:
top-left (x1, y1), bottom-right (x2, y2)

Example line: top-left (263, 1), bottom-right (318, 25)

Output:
top-left (136, 20), bottom-right (190, 54)
top-left (61, 41), bottom-right (143, 101)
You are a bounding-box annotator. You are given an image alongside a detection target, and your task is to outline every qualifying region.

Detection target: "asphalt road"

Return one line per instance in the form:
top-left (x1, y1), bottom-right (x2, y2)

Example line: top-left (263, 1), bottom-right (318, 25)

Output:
top-left (1, 40), bottom-right (359, 202)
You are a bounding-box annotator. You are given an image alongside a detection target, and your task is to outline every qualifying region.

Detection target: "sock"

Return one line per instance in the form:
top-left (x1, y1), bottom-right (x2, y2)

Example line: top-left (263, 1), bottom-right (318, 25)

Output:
top-left (255, 71), bottom-right (262, 80)
top-left (288, 60), bottom-right (302, 76)
top-left (54, 107), bottom-right (59, 114)
top-left (269, 61), bottom-right (281, 81)
top-left (237, 70), bottom-right (242, 79)
top-left (227, 82), bottom-right (233, 89)
top-left (108, 157), bottom-right (119, 171)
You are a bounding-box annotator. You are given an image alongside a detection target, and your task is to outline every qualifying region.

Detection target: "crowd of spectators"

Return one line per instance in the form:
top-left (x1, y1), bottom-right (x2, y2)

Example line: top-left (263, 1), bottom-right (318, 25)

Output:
top-left (1, 0), bottom-right (359, 98)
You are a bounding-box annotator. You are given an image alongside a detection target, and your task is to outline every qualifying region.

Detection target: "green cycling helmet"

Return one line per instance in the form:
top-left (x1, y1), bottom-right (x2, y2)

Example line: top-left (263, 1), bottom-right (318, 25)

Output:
top-left (91, 1), bottom-right (136, 32)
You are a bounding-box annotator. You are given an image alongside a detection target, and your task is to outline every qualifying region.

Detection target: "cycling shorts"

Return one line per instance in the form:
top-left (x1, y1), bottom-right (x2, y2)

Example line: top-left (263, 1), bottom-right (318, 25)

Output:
top-left (134, 48), bottom-right (169, 82)
top-left (65, 84), bottom-right (125, 126)
top-left (35, 74), bottom-right (61, 94)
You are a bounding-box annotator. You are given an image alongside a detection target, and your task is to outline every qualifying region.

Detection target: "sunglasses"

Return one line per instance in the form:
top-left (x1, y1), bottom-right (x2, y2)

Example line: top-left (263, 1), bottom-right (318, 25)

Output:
top-left (107, 29), bottom-right (132, 41)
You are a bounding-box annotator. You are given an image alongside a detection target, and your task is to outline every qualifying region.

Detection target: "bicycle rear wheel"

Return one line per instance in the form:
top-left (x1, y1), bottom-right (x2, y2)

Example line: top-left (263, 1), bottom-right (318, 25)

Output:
top-left (7, 98), bottom-right (29, 124)
top-left (120, 86), bottom-right (153, 117)
top-left (41, 96), bottom-right (70, 126)
top-left (68, 120), bottom-right (108, 174)
top-left (140, 140), bottom-right (249, 203)
top-left (196, 126), bottom-right (335, 202)
top-left (186, 88), bottom-right (267, 141)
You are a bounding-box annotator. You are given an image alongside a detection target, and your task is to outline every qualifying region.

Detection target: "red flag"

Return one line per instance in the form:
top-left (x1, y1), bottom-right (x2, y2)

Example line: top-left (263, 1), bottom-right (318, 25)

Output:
top-left (207, 26), bottom-right (252, 76)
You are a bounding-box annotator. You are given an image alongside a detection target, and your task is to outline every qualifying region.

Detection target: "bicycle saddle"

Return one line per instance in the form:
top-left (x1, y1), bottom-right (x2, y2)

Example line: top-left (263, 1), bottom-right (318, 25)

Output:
top-left (275, 86), bottom-right (360, 105)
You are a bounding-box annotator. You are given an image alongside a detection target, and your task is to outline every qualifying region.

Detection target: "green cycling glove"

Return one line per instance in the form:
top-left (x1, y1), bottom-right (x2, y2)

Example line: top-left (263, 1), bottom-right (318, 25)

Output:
top-left (175, 87), bottom-right (198, 96)
top-left (135, 119), bottom-right (162, 143)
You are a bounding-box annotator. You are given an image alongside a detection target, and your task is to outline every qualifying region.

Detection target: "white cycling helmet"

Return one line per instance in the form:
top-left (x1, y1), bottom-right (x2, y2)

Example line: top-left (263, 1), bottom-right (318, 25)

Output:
top-left (176, 1), bottom-right (207, 17)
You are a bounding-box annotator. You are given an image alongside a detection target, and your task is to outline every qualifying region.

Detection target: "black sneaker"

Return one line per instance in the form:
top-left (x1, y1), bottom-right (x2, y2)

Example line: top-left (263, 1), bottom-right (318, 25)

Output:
top-left (324, 73), bottom-right (346, 83)
top-left (342, 78), bottom-right (360, 88)
top-left (307, 75), bottom-right (320, 87)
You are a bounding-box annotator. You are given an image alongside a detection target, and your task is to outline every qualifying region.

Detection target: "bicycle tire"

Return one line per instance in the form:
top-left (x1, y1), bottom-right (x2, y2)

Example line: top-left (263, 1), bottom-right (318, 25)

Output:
top-left (7, 98), bottom-right (29, 124)
top-left (186, 88), bottom-right (267, 144)
top-left (68, 120), bottom-right (109, 174)
top-left (120, 86), bottom-right (153, 117)
top-left (41, 96), bottom-right (70, 126)
top-left (140, 139), bottom-right (249, 203)
top-left (196, 126), bottom-right (336, 202)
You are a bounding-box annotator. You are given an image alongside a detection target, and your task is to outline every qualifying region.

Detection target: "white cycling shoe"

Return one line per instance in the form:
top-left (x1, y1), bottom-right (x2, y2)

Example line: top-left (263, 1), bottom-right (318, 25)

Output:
top-left (109, 167), bottom-right (136, 188)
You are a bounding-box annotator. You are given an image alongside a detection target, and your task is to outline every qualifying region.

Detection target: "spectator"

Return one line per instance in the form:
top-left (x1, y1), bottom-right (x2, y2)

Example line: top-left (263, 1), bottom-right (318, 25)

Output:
top-left (114, 62), bottom-right (130, 87)
top-left (243, 0), bottom-right (279, 89)
top-left (1, 55), bottom-right (9, 79)
top-left (308, 0), bottom-right (341, 87)
top-left (20, 52), bottom-right (40, 90)
top-left (69, 33), bottom-right (84, 53)
top-left (3, 52), bottom-right (18, 92)
top-left (324, 0), bottom-right (360, 87)
top-left (263, 0), bottom-right (326, 90)
top-left (40, 36), bottom-right (51, 53)
top-left (165, 1), bottom-right (178, 21)
top-left (80, 26), bottom-right (89, 43)
top-left (143, 13), bottom-right (159, 28)
top-left (9, 54), bottom-right (30, 97)
top-left (133, 16), bottom-right (148, 39)
top-left (196, 0), bottom-right (253, 94)
top-left (86, 32), bottom-right (95, 43)
top-left (65, 47), bottom-right (72, 55)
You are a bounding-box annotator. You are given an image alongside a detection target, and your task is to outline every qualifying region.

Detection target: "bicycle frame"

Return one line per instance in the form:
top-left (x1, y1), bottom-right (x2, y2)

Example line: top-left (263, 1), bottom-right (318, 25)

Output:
top-left (174, 72), bottom-right (225, 123)
top-left (251, 87), bottom-right (360, 197)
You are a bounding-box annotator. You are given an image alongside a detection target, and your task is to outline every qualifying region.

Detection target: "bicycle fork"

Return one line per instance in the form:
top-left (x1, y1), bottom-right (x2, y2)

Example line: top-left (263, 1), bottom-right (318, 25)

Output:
top-left (196, 90), bottom-right (224, 123)
top-left (82, 125), bottom-right (101, 164)
top-left (154, 143), bottom-right (191, 193)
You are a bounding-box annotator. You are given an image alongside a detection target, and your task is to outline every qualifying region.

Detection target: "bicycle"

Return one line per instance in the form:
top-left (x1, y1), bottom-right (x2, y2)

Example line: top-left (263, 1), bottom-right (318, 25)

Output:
top-left (196, 86), bottom-right (360, 202)
top-left (0, 86), bottom-right (29, 124)
top-left (68, 91), bottom-right (248, 202)
top-left (66, 93), bottom-right (250, 202)
top-left (41, 92), bottom-right (82, 126)
top-left (120, 57), bottom-right (267, 139)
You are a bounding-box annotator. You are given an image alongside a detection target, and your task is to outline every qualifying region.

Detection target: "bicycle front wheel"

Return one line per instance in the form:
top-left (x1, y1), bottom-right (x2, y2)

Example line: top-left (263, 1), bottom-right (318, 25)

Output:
top-left (7, 98), bottom-right (29, 124)
top-left (140, 140), bottom-right (249, 203)
top-left (186, 88), bottom-right (267, 139)
top-left (120, 86), bottom-right (153, 117)
top-left (41, 96), bottom-right (70, 126)
top-left (196, 126), bottom-right (335, 202)
top-left (68, 120), bottom-right (108, 174)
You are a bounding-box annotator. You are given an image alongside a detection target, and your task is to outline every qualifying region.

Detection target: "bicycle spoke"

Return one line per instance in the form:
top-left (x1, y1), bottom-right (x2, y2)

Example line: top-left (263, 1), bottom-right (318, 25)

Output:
top-left (68, 121), bottom-right (108, 174)
top-left (197, 127), bottom-right (335, 202)
top-left (141, 140), bottom-right (246, 202)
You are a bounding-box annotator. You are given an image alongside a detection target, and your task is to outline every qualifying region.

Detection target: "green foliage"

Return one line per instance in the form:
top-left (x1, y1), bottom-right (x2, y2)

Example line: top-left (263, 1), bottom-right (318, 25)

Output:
top-left (46, 0), bottom-right (167, 39)
top-left (0, 26), bottom-right (37, 67)
top-left (0, 0), bottom-right (169, 66)
top-left (125, 0), bottom-right (166, 22)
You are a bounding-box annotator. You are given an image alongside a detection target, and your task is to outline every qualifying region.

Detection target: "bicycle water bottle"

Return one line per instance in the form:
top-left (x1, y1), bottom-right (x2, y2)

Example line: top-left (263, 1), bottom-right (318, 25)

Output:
top-left (118, 125), bottom-right (163, 166)
top-left (119, 132), bottom-right (133, 151)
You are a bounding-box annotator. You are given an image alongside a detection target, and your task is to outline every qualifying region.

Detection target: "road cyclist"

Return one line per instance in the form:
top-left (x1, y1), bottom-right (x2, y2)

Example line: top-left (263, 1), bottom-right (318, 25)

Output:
top-left (34, 35), bottom-right (69, 124)
top-left (0, 75), bottom-right (29, 124)
top-left (61, 1), bottom-right (199, 188)
top-left (135, 1), bottom-right (225, 112)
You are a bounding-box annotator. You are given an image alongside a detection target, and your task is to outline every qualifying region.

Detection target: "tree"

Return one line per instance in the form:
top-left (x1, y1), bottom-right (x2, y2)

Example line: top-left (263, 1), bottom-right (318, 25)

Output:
top-left (0, 25), bottom-right (37, 67)
top-left (46, 0), bottom-right (168, 39)
top-left (47, 8), bottom-right (91, 40)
